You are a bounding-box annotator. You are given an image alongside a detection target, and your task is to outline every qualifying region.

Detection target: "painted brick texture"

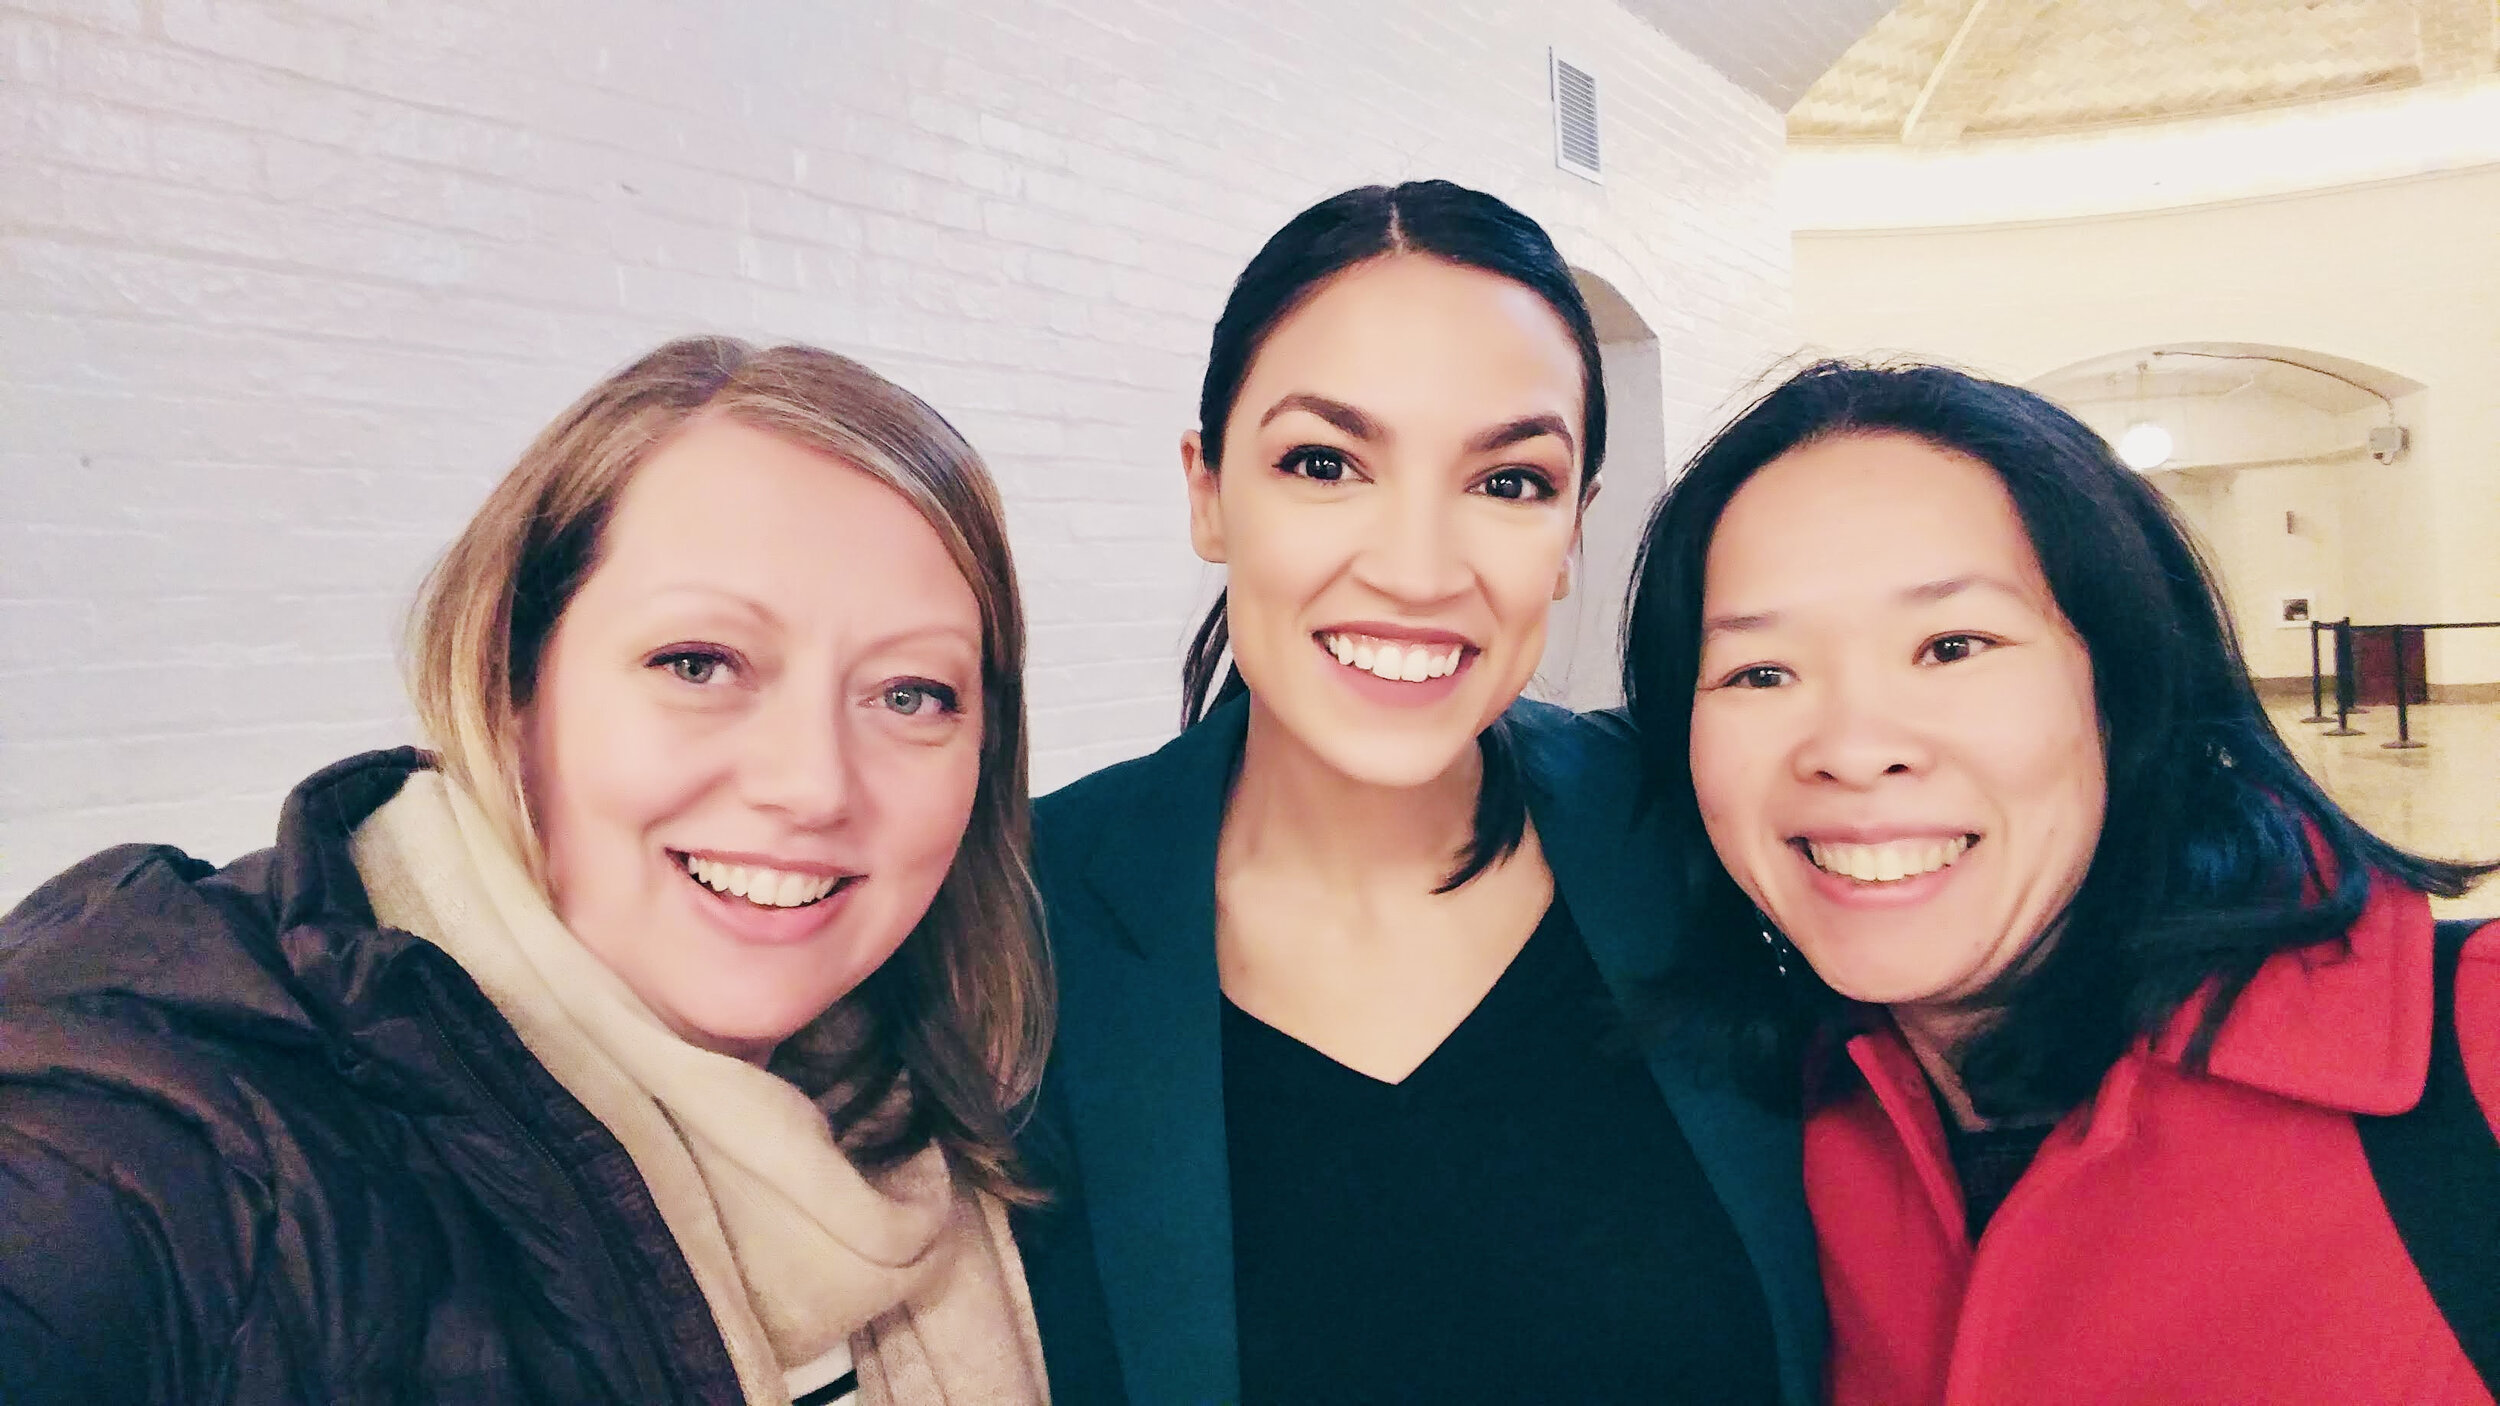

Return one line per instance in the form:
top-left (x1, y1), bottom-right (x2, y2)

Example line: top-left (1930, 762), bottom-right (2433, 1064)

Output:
top-left (0, 0), bottom-right (1795, 906)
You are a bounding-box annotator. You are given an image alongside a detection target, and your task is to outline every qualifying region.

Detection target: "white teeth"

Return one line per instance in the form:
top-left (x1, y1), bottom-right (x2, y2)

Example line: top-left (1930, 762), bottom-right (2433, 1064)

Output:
top-left (682, 854), bottom-right (843, 909)
top-left (1318, 632), bottom-right (1466, 684)
top-left (1805, 835), bottom-right (1972, 884)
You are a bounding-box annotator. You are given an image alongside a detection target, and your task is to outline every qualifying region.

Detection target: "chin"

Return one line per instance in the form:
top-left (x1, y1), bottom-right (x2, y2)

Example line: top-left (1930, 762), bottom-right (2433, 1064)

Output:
top-left (1308, 722), bottom-right (1484, 791)
top-left (1794, 945), bottom-right (1962, 1009)
top-left (662, 971), bottom-right (850, 1059)
top-left (677, 1007), bottom-right (817, 1060)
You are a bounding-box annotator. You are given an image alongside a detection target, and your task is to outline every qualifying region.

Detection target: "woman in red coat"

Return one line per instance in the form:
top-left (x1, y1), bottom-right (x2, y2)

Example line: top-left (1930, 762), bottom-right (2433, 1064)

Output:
top-left (1621, 361), bottom-right (2500, 1404)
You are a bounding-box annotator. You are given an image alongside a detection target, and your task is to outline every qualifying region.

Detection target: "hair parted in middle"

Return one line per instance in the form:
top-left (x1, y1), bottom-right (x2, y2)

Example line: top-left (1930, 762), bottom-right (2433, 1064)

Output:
top-left (1178, 178), bottom-right (1611, 891)
top-left (405, 335), bottom-right (1049, 1197)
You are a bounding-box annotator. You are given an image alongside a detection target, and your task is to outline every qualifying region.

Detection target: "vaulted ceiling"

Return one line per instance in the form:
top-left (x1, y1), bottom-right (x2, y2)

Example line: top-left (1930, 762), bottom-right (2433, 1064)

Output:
top-left (1618, 0), bottom-right (1902, 107)
top-left (1789, 0), bottom-right (2500, 144)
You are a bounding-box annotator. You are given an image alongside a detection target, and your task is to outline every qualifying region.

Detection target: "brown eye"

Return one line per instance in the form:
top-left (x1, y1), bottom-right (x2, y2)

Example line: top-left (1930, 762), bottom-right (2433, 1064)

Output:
top-left (1715, 664), bottom-right (1791, 690)
top-left (1278, 446), bottom-right (1352, 483)
top-left (1920, 634), bottom-right (1999, 666)
top-left (1479, 467), bottom-right (1558, 502)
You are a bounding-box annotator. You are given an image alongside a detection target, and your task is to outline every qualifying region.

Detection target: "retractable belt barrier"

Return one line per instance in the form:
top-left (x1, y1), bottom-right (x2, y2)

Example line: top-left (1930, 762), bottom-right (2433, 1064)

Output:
top-left (2303, 618), bottom-right (2500, 750)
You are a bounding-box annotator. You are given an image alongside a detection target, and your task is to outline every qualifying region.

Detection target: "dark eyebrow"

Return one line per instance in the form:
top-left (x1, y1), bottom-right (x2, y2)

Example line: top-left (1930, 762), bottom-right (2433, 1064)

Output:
top-left (1258, 393), bottom-right (1381, 442)
top-left (1702, 575), bottom-right (2031, 640)
top-left (1902, 574), bottom-right (2027, 605)
top-left (1466, 413), bottom-right (1575, 458)
top-left (1701, 611), bottom-right (1776, 640)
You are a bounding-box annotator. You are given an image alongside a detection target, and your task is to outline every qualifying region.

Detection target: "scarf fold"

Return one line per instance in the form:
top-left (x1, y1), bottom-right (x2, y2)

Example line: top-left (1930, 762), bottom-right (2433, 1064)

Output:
top-left (351, 771), bottom-right (1047, 1406)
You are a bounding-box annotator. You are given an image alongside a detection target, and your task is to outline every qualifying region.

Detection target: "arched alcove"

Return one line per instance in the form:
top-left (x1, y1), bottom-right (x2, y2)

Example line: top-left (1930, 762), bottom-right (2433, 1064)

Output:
top-left (1536, 269), bottom-right (1663, 710)
top-left (2028, 341), bottom-right (2427, 685)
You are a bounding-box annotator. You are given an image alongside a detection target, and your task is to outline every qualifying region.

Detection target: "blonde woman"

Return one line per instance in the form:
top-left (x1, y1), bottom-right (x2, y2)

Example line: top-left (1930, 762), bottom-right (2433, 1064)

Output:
top-left (0, 338), bottom-right (1052, 1406)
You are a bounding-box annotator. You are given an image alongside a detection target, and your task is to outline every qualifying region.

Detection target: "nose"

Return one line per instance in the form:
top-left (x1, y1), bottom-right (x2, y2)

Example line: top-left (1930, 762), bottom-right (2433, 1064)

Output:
top-left (1351, 478), bottom-right (1472, 607)
top-left (738, 684), bottom-right (856, 829)
top-left (1791, 667), bottom-right (1933, 789)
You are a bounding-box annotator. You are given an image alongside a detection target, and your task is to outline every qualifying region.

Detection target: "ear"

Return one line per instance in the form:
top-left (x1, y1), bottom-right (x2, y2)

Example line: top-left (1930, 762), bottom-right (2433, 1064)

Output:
top-left (1183, 430), bottom-right (1227, 565)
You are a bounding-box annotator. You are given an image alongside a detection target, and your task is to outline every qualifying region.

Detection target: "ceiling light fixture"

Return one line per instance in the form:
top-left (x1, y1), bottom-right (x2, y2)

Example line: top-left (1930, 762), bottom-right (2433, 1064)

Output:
top-left (2118, 421), bottom-right (2174, 471)
top-left (2117, 358), bottom-right (2172, 471)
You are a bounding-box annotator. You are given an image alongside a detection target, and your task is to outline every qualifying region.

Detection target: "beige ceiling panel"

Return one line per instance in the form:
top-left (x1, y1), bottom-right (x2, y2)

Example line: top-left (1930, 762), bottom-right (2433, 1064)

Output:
top-left (2416, 0), bottom-right (2500, 81)
top-left (1789, 0), bottom-right (1978, 139)
top-left (1974, 0), bottom-right (2416, 134)
top-left (1903, 0), bottom-right (2058, 143)
top-left (1790, 0), bottom-right (2494, 144)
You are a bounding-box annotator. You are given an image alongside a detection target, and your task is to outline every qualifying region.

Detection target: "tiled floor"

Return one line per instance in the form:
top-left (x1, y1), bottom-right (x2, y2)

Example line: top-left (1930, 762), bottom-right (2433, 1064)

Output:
top-left (2267, 699), bottom-right (2500, 920)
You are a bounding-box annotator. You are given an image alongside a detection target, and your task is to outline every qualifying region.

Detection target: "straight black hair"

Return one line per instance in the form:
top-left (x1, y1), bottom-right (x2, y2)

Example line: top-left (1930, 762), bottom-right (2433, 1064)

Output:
top-left (1179, 180), bottom-right (1610, 891)
top-left (1622, 359), bottom-right (2495, 1114)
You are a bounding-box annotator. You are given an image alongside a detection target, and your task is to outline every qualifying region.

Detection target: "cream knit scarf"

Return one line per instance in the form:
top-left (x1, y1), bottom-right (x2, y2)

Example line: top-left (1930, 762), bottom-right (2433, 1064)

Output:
top-left (350, 771), bottom-right (1048, 1406)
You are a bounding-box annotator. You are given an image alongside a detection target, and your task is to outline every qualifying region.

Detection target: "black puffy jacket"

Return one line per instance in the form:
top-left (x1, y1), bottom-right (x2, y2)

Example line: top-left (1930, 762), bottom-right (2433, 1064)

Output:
top-left (0, 751), bottom-right (745, 1404)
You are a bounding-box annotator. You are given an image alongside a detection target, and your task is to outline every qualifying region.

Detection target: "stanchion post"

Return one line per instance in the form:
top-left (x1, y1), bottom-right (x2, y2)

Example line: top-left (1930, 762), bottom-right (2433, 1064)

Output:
top-left (2384, 625), bottom-right (2426, 750)
top-left (2326, 619), bottom-right (2364, 736)
top-left (2301, 618), bottom-right (2329, 723)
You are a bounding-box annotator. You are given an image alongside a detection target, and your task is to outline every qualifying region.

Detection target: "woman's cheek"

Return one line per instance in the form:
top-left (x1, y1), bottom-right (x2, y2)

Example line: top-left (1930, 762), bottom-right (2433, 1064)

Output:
top-left (1689, 702), bottom-right (1753, 804)
top-left (883, 743), bottom-right (984, 870)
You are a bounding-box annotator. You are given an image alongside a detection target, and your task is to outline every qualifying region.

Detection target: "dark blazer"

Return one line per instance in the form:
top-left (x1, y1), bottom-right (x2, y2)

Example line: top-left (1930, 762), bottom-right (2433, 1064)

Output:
top-left (1013, 695), bottom-right (1826, 1406)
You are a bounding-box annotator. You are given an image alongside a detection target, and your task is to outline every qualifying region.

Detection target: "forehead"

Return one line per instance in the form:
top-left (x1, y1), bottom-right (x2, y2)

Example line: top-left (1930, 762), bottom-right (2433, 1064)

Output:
top-left (594, 414), bottom-right (979, 630)
top-left (1707, 432), bottom-right (2049, 605)
top-left (1237, 255), bottom-right (1584, 426)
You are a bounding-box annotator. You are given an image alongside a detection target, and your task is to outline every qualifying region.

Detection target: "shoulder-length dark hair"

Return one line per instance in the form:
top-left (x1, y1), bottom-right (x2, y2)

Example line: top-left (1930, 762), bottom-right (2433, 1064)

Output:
top-left (1622, 359), bottom-right (2494, 1114)
top-left (1179, 179), bottom-right (1609, 889)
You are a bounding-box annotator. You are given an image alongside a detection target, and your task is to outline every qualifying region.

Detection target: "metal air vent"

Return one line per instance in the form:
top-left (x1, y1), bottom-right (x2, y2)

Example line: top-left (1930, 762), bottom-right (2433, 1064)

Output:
top-left (1551, 51), bottom-right (1601, 183)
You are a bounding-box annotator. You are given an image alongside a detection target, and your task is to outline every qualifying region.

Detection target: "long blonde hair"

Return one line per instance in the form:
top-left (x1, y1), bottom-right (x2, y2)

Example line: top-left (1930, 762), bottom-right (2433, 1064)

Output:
top-left (407, 336), bottom-right (1047, 1195)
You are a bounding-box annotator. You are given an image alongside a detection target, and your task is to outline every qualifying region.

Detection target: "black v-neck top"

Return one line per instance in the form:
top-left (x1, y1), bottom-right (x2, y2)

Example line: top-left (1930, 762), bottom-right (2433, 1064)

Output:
top-left (1220, 898), bottom-right (1781, 1405)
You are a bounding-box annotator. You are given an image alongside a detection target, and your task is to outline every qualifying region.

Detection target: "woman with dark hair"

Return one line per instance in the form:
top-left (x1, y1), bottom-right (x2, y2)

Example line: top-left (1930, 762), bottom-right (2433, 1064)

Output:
top-left (1013, 182), bottom-right (1822, 1405)
top-left (1623, 359), bottom-right (2500, 1404)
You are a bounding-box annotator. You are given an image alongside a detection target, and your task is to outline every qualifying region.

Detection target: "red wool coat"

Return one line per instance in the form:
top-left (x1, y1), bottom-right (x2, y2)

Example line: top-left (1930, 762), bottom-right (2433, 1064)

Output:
top-left (1810, 883), bottom-right (2500, 1406)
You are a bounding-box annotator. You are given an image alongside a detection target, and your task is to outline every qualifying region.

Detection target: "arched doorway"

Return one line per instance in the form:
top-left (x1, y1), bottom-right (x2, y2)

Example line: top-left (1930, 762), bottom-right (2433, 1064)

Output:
top-left (1537, 269), bottom-right (1663, 709)
top-left (2028, 342), bottom-right (2425, 688)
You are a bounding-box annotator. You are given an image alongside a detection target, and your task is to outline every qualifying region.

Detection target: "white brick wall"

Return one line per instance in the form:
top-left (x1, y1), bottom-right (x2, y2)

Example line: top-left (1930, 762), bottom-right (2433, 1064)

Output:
top-left (0, 0), bottom-right (1796, 907)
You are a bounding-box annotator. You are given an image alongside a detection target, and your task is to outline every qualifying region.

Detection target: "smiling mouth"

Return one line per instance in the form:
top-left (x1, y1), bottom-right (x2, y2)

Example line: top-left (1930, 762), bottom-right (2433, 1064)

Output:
top-left (1794, 835), bottom-right (1979, 884)
top-left (671, 851), bottom-right (861, 910)
top-left (1314, 630), bottom-right (1474, 684)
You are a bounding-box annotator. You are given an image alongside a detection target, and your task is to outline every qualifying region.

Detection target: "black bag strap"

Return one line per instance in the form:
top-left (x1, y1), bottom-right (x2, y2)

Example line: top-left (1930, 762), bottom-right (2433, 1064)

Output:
top-left (2358, 917), bottom-right (2499, 1395)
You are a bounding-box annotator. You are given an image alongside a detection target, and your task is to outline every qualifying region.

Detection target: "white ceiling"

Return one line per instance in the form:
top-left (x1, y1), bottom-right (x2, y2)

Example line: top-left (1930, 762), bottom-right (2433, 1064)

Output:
top-left (1790, 0), bottom-right (2500, 144)
top-left (1617, 0), bottom-right (1903, 107)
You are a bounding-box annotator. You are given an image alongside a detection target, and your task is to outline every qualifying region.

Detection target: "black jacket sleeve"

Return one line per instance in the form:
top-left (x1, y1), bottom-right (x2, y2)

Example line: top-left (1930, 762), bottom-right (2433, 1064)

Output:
top-left (0, 1120), bottom-right (175, 1405)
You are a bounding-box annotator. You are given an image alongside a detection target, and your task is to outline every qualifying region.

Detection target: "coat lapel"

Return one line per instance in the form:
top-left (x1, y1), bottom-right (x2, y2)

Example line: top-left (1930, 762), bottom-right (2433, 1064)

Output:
top-left (1045, 699), bottom-right (1821, 1406)
top-left (1048, 699), bottom-right (1248, 1405)
top-left (1512, 705), bottom-right (1827, 1406)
